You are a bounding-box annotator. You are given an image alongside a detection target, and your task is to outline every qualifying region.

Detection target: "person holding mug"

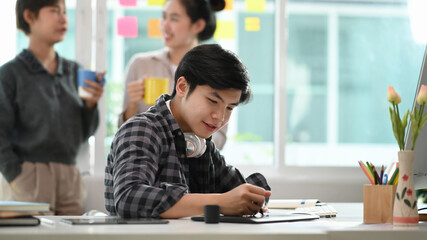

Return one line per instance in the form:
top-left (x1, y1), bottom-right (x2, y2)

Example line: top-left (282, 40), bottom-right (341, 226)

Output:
top-left (119, 0), bottom-right (228, 149)
top-left (0, 0), bottom-right (104, 215)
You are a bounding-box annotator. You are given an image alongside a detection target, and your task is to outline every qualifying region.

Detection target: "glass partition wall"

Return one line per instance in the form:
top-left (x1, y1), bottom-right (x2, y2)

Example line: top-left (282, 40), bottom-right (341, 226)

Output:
top-left (1, 0), bottom-right (425, 180)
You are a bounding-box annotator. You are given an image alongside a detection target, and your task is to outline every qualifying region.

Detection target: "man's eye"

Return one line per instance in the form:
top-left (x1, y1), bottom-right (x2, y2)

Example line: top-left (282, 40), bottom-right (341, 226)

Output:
top-left (227, 107), bottom-right (234, 111)
top-left (208, 98), bottom-right (217, 104)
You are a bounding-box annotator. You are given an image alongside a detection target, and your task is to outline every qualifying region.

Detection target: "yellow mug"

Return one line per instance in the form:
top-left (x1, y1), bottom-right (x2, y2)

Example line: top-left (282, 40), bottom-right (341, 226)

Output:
top-left (144, 78), bottom-right (169, 105)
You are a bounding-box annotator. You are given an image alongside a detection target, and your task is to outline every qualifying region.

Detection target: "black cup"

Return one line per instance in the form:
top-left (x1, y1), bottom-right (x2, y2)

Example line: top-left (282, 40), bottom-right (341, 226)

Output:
top-left (204, 205), bottom-right (220, 223)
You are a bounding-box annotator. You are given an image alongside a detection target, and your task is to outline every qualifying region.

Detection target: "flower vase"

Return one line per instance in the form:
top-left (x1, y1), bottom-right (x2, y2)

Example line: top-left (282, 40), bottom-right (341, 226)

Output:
top-left (393, 150), bottom-right (419, 225)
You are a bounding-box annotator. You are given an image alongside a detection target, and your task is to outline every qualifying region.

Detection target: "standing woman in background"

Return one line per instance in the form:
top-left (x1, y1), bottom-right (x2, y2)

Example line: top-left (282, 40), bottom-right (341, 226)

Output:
top-left (119, 0), bottom-right (228, 149)
top-left (0, 0), bottom-right (104, 215)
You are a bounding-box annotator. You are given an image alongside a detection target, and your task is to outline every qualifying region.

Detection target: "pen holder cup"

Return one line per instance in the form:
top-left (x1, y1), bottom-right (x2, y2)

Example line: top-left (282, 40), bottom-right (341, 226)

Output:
top-left (363, 184), bottom-right (397, 223)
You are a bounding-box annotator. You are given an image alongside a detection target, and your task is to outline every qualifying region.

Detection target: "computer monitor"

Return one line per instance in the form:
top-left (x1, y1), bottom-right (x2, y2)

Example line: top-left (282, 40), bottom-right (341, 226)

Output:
top-left (405, 45), bottom-right (427, 190)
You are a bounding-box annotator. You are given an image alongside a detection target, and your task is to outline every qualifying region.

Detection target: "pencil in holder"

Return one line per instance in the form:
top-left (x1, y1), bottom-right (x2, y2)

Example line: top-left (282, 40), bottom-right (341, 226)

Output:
top-left (363, 184), bottom-right (396, 223)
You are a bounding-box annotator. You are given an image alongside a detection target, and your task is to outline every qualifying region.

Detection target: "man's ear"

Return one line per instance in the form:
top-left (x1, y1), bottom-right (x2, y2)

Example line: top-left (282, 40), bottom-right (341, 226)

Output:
top-left (175, 76), bottom-right (189, 97)
top-left (23, 9), bottom-right (36, 26)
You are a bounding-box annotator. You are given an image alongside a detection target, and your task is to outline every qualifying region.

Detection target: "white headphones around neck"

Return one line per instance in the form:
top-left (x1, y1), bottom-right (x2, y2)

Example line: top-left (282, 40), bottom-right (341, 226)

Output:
top-left (184, 133), bottom-right (206, 158)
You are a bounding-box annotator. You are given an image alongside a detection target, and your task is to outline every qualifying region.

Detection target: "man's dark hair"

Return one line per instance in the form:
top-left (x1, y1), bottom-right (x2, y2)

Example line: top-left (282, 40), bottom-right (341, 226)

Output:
top-left (172, 44), bottom-right (252, 104)
top-left (178, 0), bottom-right (225, 41)
top-left (16, 0), bottom-right (60, 35)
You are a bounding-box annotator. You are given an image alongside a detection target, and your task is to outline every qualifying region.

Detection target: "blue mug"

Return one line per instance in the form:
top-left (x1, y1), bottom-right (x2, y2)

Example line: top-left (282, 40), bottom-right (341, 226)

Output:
top-left (78, 69), bottom-right (105, 97)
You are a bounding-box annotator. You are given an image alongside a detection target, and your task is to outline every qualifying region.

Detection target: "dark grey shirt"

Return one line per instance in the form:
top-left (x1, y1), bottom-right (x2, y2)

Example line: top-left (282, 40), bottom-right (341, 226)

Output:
top-left (0, 49), bottom-right (99, 182)
top-left (105, 94), bottom-right (270, 218)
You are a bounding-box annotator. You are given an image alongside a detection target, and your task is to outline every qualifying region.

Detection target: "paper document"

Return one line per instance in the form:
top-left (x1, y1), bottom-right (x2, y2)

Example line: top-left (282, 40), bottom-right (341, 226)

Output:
top-left (268, 199), bottom-right (320, 209)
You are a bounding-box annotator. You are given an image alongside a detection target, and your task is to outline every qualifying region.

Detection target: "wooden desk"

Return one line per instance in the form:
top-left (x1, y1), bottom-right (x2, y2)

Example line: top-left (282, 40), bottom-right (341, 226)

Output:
top-left (0, 203), bottom-right (426, 240)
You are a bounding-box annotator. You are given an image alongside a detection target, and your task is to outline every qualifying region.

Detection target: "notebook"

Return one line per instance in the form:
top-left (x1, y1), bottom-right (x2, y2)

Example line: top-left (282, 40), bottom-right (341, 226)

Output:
top-left (0, 216), bottom-right (40, 226)
top-left (60, 217), bottom-right (169, 225)
top-left (268, 199), bottom-right (320, 209)
top-left (0, 201), bottom-right (50, 220)
top-left (293, 205), bottom-right (338, 218)
top-left (0, 201), bottom-right (50, 212)
top-left (191, 212), bottom-right (319, 224)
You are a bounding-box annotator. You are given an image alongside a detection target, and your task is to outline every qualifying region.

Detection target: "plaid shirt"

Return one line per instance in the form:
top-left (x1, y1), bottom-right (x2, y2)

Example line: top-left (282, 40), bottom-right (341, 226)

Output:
top-left (105, 94), bottom-right (270, 218)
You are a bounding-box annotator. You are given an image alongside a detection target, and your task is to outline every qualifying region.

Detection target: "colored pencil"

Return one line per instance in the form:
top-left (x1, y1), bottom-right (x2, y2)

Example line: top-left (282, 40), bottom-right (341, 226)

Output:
top-left (358, 161), bottom-right (375, 185)
top-left (388, 167), bottom-right (399, 185)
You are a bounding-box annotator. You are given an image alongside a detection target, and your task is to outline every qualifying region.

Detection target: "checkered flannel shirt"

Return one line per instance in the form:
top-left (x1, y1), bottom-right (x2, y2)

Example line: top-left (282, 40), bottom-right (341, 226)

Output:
top-left (105, 94), bottom-right (270, 218)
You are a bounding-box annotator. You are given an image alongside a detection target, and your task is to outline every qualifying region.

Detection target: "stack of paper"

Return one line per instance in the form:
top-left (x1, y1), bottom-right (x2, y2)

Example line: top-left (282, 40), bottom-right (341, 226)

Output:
top-left (0, 201), bottom-right (50, 226)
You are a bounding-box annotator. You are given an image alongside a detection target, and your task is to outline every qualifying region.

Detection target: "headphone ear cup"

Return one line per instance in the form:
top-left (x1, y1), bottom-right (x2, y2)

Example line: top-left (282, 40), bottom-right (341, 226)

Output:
top-left (184, 133), bottom-right (206, 158)
top-left (185, 138), bottom-right (197, 157)
top-left (196, 137), bottom-right (207, 157)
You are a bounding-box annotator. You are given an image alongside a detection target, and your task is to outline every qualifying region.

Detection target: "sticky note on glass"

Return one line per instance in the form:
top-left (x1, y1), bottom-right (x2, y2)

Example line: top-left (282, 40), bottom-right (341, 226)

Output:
top-left (245, 17), bottom-right (260, 32)
top-left (148, 18), bottom-right (162, 38)
top-left (119, 0), bottom-right (137, 7)
top-left (214, 21), bottom-right (235, 39)
top-left (224, 0), bottom-right (233, 10)
top-left (245, 0), bottom-right (266, 12)
top-left (147, 0), bottom-right (166, 6)
top-left (117, 17), bottom-right (138, 38)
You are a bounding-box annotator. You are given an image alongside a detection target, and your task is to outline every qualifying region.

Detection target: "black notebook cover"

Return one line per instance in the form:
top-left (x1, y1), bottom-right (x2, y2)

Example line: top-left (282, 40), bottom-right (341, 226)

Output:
top-left (0, 216), bottom-right (40, 226)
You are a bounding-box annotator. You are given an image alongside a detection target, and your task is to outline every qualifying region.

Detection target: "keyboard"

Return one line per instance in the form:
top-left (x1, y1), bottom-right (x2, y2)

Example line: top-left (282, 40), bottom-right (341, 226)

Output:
top-left (293, 204), bottom-right (338, 218)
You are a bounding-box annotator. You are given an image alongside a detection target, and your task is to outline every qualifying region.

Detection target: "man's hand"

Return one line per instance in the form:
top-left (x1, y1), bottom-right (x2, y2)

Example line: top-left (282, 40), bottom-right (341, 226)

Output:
top-left (219, 183), bottom-right (271, 216)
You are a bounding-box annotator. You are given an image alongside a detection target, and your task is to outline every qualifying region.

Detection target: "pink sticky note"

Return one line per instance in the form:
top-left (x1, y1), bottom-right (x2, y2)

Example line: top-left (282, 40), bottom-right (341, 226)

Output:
top-left (119, 0), bottom-right (137, 7)
top-left (117, 17), bottom-right (138, 38)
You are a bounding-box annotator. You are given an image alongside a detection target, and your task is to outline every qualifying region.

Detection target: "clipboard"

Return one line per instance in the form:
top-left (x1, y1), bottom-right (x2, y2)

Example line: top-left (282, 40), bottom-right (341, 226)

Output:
top-left (60, 217), bottom-right (169, 225)
top-left (191, 213), bottom-right (319, 224)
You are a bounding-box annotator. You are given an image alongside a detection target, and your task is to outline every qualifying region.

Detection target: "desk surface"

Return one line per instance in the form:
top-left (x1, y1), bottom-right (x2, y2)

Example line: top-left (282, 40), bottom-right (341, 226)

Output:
top-left (1, 203), bottom-right (426, 240)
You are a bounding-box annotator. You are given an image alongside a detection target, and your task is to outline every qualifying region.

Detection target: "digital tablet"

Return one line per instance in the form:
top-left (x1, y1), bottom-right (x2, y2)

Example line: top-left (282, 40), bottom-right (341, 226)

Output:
top-left (191, 213), bottom-right (319, 224)
top-left (60, 217), bottom-right (169, 225)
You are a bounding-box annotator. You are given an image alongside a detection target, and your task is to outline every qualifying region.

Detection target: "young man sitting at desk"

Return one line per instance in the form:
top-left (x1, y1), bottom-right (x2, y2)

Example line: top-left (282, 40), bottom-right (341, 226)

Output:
top-left (105, 44), bottom-right (271, 219)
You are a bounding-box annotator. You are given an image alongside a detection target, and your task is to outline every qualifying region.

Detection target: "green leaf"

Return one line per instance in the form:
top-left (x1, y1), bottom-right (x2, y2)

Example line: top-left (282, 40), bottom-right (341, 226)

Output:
top-left (402, 187), bottom-right (407, 199)
top-left (396, 192), bottom-right (400, 200)
top-left (390, 107), bottom-right (400, 147)
top-left (413, 201), bottom-right (417, 209)
top-left (389, 107), bottom-right (396, 128)
top-left (404, 199), bottom-right (411, 208)
top-left (420, 113), bottom-right (427, 130)
top-left (402, 110), bottom-right (409, 130)
top-left (413, 107), bottom-right (419, 119)
top-left (412, 127), bottom-right (419, 150)
top-left (400, 110), bottom-right (409, 149)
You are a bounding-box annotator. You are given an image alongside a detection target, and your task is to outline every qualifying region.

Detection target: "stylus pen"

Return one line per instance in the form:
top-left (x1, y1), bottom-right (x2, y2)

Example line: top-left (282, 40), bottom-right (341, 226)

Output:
top-left (236, 168), bottom-right (264, 216)
top-left (40, 217), bottom-right (55, 226)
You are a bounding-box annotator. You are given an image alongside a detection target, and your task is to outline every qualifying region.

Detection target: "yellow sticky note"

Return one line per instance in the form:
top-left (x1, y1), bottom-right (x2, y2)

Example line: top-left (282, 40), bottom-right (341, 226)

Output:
top-left (245, 17), bottom-right (260, 32)
top-left (147, 0), bottom-right (166, 6)
top-left (245, 0), bottom-right (266, 12)
top-left (148, 18), bottom-right (162, 38)
top-left (214, 21), bottom-right (235, 39)
top-left (224, 0), bottom-right (233, 10)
